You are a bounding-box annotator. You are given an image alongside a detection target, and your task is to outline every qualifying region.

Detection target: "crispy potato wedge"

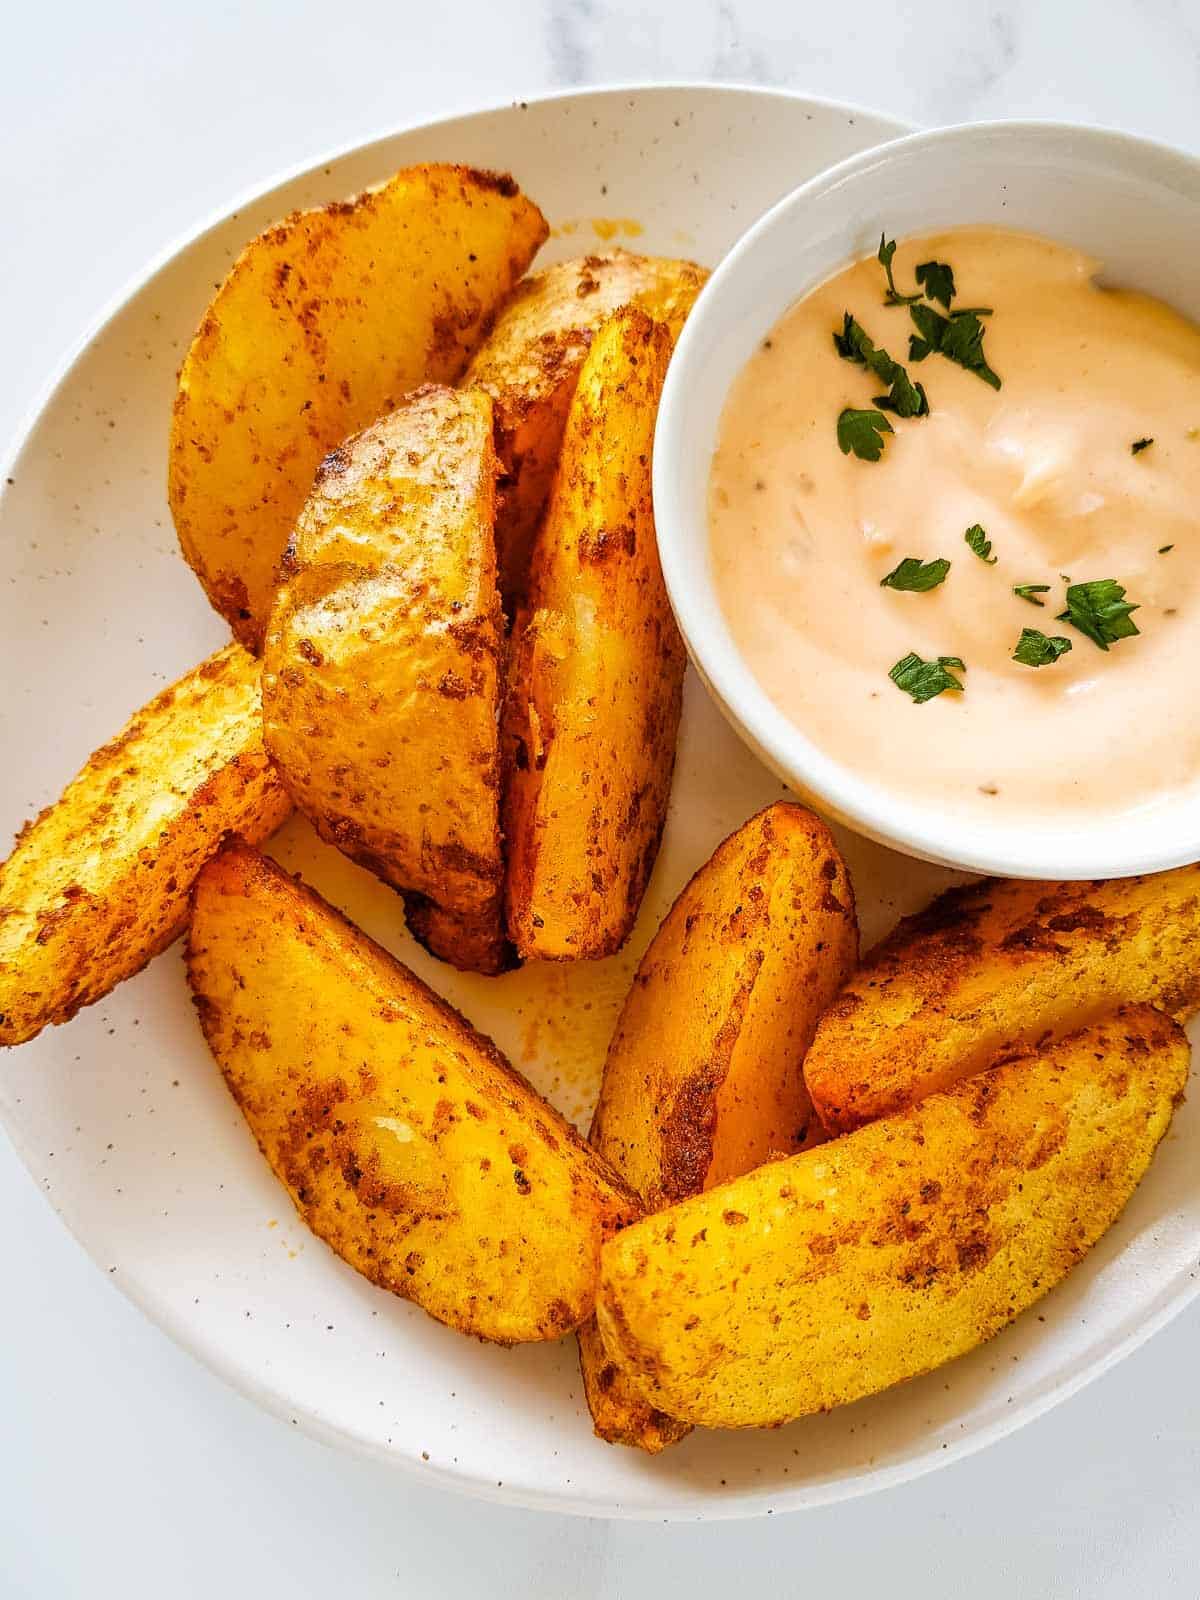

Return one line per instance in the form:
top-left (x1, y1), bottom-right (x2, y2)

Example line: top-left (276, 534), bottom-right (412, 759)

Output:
top-left (591, 805), bottom-right (859, 1201)
top-left (463, 249), bottom-right (706, 599)
top-left (502, 309), bottom-right (685, 961)
top-left (597, 1004), bottom-right (1186, 1428)
top-left (187, 842), bottom-right (636, 1343)
top-left (0, 645), bottom-right (290, 1047)
top-left (262, 386), bottom-right (510, 973)
top-left (169, 164), bottom-right (547, 648)
top-left (579, 802), bottom-right (859, 1451)
top-left (805, 868), bottom-right (1200, 1134)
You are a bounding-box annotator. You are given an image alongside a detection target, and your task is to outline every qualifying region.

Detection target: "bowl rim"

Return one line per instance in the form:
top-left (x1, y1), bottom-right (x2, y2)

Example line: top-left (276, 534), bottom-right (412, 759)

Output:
top-left (654, 116), bottom-right (1200, 881)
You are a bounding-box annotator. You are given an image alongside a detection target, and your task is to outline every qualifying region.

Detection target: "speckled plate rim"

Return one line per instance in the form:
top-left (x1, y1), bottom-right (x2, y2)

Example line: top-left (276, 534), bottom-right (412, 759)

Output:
top-left (0, 79), bottom-right (910, 494)
top-left (12, 85), bottom-right (1190, 1523)
top-left (226, 1271), bottom-right (1200, 1520)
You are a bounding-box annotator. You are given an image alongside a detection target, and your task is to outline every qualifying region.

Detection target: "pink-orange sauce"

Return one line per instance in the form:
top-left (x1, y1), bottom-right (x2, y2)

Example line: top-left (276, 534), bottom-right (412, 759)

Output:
top-left (709, 226), bottom-right (1200, 826)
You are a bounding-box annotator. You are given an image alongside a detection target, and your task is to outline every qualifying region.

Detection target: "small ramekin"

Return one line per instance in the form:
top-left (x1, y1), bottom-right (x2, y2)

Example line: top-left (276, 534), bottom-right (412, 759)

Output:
top-left (653, 120), bottom-right (1200, 879)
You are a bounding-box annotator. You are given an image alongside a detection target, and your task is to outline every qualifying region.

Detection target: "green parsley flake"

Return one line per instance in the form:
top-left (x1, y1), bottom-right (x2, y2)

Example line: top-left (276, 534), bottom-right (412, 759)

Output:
top-left (1057, 579), bottom-right (1141, 651)
top-left (878, 235), bottom-right (921, 305)
top-left (909, 303), bottom-right (1001, 389)
top-left (837, 407), bottom-right (893, 461)
top-left (1013, 628), bottom-right (1072, 668)
top-left (889, 652), bottom-right (966, 703)
top-left (1013, 583), bottom-right (1051, 606)
top-left (1131, 438), bottom-right (1154, 455)
top-left (964, 524), bottom-right (997, 564)
top-left (833, 314), bottom-right (929, 418)
top-left (915, 260), bottom-right (956, 309)
top-left (880, 556), bottom-right (951, 592)
top-left (877, 237), bottom-right (958, 311)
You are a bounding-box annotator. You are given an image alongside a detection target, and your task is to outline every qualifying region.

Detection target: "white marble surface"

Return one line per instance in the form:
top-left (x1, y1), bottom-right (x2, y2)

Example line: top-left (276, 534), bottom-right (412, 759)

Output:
top-left (3, 0), bottom-right (1200, 1593)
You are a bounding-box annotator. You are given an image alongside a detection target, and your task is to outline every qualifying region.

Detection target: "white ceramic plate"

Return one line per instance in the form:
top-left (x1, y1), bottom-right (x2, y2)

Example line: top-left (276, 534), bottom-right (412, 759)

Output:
top-left (2, 86), bottom-right (1197, 1522)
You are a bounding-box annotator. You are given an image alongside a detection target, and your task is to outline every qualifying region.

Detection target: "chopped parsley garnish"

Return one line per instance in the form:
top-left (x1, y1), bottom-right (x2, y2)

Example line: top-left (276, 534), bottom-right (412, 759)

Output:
top-left (964, 524), bottom-right (997, 564)
top-left (873, 379), bottom-right (930, 418)
top-left (1159, 544), bottom-right (1174, 554)
top-left (1131, 437), bottom-right (1154, 455)
top-left (1056, 578), bottom-right (1141, 651)
top-left (906, 305), bottom-right (941, 360)
top-left (878, 235), bottom-right (921, 304)
top-left (1013, 583), bottom-right (1050, 606)
top-left (837, 407), bottom-right (893, 461)
top-left (833, 314), bottom-right (929, 417)
top-left (877, 236), bottom-right (957, 310)
top-left (832, 311), bottom-right (867, 361)
top-left (880, 556), bottom-right (951, 592)
top-left (915, 260), bottom-right (956, 310)
top-left (889, 652), bottom-right (966, 703)
top-left (1012, 628), bottom-right (1073, 668)
top-left (909, 303), bottom-right (1001, 389)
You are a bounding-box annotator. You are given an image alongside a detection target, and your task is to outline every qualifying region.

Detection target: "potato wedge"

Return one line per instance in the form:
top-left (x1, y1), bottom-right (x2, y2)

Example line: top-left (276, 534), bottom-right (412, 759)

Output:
top-left (262, 386), bottom-right (509, 974)
top-left (591, 805), bottom-right (859, 1202)
top-left (187, 842), bottom-right (637, 1344)
top-left (597, 1004), bottom-right (1186, 1429)
top-left (169, 164), bottom-right (547, 648)
top-left (502, 309), bottom-right (685, 960)
top-left (463, 249), bottom-right (706, 600)
top-left (805, 867), bottom-right (1200, 1134)
top-left (579, 802), bottom-right (858, 1451)
top-left (0, 645), bottom-right (290, 1047)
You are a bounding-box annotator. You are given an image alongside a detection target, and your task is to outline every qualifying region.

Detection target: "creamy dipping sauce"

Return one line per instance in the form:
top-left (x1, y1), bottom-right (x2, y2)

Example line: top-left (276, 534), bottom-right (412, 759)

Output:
top-left (709, 226), bottom-right (1200, 826)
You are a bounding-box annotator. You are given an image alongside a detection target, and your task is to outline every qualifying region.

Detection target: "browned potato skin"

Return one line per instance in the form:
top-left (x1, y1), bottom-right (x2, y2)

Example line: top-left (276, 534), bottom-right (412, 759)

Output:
top-left (169, 164), bottom-right (548, 649)
top-left (579, 802), bottom-right (859, 1451)
top-left (591, 805), bottom-right (859, 1200)
top-left (597, 1005), bottom-right (1187, 1429)
top-left (502, 309), bottom-right (685, 961)
top-left (805, 868), bottom-right (1200, 1135)
top-left (187, 842), bottom-right (638, 1344)
top-left (0, 645), bottom-right (290, 1047)
top-left (262, 386), bottom-right (510, 974)
top-left (463, 249), bottom-right (707, 601)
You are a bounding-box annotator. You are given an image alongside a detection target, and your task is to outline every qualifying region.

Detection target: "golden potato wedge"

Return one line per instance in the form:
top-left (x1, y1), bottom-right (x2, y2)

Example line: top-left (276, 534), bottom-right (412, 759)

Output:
top-left (262, 386), bottom-right (509, 974)
top-left (463, 249), bottom-right (706, 599)
top-left (169, 164), bottom-right (547, 648)
top-left (805, 867), bottom-right (1200, 1135)
top-left (597, 1004), bottom-right (1186, 1429)
top-left (0, 645), bottom-right (290, 1047)
top-left (591, 805), bottom-right (859, 1201)
top-left (501, 309), bottom-right (686, 961)
top-left (187, 842), bottom-right (637, 1344)
top-left (579, 802), bottom-right (859, 1451)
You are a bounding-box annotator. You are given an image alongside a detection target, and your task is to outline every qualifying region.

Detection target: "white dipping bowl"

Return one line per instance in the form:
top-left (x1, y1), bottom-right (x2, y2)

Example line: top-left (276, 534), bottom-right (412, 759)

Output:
top-left (655, 121), bottom-right (1200, 879)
